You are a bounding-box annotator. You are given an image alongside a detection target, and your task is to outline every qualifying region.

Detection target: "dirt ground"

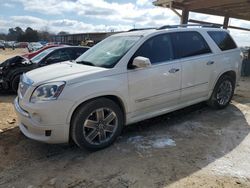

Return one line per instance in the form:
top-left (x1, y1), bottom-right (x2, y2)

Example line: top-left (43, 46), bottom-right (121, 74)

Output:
top-left (0, 50), bottom-right (250, 188)
top-left (0, 48), bottom-right (28, 63)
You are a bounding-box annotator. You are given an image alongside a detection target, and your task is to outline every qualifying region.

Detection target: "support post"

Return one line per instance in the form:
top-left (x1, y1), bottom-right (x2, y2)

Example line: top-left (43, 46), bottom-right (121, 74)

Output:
top-left (181, 9), bottom-right (189, 24)
top-left (223, 16), bottom-right (229, 29)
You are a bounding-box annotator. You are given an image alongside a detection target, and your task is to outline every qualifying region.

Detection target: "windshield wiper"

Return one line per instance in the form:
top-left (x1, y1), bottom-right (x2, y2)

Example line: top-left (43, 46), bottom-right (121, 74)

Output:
top-left (76, 60), bottom-right (95, 66)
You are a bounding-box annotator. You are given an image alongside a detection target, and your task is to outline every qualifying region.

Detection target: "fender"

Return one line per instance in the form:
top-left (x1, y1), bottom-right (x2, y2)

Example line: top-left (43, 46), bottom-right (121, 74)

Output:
top-left (66, 91), bottom-right (128, 125)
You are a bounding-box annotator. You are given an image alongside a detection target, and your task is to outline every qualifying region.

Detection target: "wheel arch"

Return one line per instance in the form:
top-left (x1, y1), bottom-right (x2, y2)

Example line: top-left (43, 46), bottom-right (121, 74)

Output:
top-left (217, 70), bottom-right (236, 85)
top-left (7, 69), bottom-right (27, 81)
top-left (209, 70), bottom-right (236, 98)
top-left (212, 70), bottom-right (237, 89)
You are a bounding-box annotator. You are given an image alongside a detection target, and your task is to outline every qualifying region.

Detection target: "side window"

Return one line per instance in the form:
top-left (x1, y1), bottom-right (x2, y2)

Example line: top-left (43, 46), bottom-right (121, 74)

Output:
top-left (171, 31), bottom-right (211, 58)
top-left (46, 49), bottom-right (71, 63)
top-left (132, 34), bottom-right (174, 65)
top-left (73, 48), bottom-right (88, 59)
top-left (208, 31), bottom-right (237, 51)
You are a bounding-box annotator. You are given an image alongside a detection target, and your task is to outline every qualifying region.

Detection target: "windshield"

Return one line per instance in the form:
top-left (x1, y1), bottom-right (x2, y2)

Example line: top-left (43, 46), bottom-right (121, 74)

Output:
top-left (31, 47), bottom-right (56, 63)
top-left (75, 35), bottom-right (141, 68)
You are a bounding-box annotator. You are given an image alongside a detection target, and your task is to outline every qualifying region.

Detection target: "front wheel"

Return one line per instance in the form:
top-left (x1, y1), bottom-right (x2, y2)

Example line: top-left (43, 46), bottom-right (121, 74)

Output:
top-left (71, 98), bottom-right (124, 150)
top-left (11, 75), bottom-right (21, 93)
top-left (207, 75), bottom-right (235, 109)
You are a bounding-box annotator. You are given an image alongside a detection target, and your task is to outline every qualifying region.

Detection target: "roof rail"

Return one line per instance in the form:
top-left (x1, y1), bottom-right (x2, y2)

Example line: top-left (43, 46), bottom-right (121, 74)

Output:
top-left (128, 27), bottom-right (156, 32)
top-left (157, 24), bottom-right (221, 30)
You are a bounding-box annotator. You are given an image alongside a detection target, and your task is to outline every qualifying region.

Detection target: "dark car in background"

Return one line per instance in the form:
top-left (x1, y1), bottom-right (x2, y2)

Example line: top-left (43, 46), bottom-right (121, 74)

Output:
top-left (0, 46), bottom-right (89, 92)
top-left (22, 44), bottom-right (64, 59)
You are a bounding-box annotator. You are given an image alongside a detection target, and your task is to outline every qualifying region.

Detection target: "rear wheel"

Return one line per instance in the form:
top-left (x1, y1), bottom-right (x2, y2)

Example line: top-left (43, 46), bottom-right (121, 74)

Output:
top-left (71, 98), bottom-right (124, 150)
top-left (207, 75), bottom-right (235, 109)
top-left (11, 75), bottom-right (21, 93)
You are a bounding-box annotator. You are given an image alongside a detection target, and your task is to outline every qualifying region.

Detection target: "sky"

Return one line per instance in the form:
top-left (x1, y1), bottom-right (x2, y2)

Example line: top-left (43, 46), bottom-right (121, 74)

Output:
top-left (0, 0), bottom-right (250, 46)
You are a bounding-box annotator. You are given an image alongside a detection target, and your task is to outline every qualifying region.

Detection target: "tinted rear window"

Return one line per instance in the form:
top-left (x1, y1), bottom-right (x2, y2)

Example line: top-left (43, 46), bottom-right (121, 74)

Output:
top-left (208, 31), bottom-right (237, 51)
top-left (171, 31), bottom-right (211, 58)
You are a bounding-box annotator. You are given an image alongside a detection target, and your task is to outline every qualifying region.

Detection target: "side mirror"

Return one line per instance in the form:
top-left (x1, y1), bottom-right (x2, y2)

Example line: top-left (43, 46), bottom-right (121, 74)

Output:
top-left (132, 56), bottom-right (151, 69)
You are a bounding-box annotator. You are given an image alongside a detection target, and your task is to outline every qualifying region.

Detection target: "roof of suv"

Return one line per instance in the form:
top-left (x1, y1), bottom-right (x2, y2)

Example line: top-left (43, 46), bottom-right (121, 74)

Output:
top-left (115, 26), bottom-right (229, 37)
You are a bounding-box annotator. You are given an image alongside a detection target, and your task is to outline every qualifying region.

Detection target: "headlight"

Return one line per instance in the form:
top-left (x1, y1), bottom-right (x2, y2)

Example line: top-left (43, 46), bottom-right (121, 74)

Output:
top-left (30, 82), bottom-right (66, 103)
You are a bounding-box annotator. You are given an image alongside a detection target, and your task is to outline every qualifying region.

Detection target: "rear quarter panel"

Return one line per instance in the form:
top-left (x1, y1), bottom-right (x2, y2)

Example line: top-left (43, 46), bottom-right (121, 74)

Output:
top-left (210, 48), bottom-right (241, 94)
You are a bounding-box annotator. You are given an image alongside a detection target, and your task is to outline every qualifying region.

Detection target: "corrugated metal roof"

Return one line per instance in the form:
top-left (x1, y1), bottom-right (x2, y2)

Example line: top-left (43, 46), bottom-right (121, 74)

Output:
top-left (154, 0), bottom-right (250, 21)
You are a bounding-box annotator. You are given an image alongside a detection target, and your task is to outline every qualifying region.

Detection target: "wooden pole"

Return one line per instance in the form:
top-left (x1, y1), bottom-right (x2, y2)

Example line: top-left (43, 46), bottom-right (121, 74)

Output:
top-left (181, 9), bottom-right (189, 24)
top-left (223, 16), bottom-right (230, 29)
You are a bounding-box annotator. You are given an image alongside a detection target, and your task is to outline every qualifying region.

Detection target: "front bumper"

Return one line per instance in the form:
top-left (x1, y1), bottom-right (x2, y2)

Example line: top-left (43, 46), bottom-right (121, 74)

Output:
top-left (14, 97), bottom-right (70, 144)
top-left (0, 75), bottom-right (9, 90)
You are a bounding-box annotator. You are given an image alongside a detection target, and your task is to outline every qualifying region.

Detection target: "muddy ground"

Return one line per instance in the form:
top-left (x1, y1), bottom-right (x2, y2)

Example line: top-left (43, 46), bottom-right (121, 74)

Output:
top-left (0, 49), bottom-right (250, 188)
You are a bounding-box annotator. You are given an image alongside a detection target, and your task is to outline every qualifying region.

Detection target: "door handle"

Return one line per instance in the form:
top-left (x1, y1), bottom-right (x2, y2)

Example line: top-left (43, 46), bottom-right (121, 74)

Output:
top-left (206, 61), bottom-right (214, 65)
top-left (169, 68), bottom-right (180, 73)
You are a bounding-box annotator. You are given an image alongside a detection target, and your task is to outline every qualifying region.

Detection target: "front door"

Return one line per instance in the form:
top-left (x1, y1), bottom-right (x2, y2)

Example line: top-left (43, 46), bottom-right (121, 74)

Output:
top-left (127, 34), bottom-right (181, 119)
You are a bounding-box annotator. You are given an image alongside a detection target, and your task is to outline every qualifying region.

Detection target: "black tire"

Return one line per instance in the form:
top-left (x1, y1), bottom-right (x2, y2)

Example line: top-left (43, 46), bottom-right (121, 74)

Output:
top-left (207, 75), bottom-right (235, 109)
top-left (71, 98), bottom-right (124, 150)
top-left (11, 75), bottom-right (21, 93)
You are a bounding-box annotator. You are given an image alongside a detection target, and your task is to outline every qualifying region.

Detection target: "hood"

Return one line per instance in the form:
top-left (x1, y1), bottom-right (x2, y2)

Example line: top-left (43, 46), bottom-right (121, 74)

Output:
top-left (26, 61), bottom-right (108, 85)
top-left (0, 55), bottom-right (31, 67)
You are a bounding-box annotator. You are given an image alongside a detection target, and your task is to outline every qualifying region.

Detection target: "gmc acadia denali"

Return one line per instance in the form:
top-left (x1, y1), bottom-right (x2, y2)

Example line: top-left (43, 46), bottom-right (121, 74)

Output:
top-left (15, 25), bottom-right (242, 149)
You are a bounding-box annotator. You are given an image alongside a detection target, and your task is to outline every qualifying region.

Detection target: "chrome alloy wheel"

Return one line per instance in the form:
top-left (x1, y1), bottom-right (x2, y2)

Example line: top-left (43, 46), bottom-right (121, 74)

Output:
top-left (216, 80), bottom-right (233, 105)
top-left (83, 108), bottom-right (118, 145)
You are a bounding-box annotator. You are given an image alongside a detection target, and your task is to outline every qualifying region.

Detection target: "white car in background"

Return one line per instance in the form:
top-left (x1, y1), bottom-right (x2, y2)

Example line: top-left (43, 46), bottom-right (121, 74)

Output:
top-left (27, 42), bottom-right (43, 52)
top-left (15, 25), bottom-right (242, 150)
top-left (0, 40), bottom-right (5, 50)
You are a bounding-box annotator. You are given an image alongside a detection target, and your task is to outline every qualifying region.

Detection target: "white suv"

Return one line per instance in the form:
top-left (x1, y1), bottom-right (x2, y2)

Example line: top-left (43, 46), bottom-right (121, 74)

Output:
top-left (15, 25), bottom-right (242, 149)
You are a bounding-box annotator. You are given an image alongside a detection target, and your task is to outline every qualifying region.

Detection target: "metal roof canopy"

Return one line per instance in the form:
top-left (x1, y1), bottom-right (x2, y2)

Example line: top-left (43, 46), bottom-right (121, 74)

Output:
top-left (153, 0), bottom-right (250, 31)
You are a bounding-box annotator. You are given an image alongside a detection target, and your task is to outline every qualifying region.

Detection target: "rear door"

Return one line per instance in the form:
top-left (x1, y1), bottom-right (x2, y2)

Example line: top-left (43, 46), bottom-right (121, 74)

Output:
top-left (171, 31), bottom-right (215, 103)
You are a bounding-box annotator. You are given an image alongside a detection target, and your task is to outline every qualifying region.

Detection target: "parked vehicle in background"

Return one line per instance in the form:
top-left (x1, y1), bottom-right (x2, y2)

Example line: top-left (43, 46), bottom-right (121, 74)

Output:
top-left (241, 47), bottom-right (250, 59)
top-left (5, 41), bottom-right (16, 48)
top-left (14, 42), bottom-right (29, 48)
top-left (38, 41), bottom-right (48, 46)
top-left (0, 46), bottom-right (89, 92)
top-left (22, 44), bottom-right (64, 59)
top-left (0, 41), bottom-right (5, 50)
top-left (14, 25), bottom-right (242, 150)
top-left (27, 42), bottom-right (43, 52)
top-left (81, 40), bottom-right (95, 47)
top-left (46, 42), bottom-right (62, 46)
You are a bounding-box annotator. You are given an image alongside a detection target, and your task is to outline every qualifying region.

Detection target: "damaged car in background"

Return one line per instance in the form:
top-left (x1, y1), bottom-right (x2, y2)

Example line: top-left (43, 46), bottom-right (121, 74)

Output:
top-left (0, 46), bottom-right (89, 92)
